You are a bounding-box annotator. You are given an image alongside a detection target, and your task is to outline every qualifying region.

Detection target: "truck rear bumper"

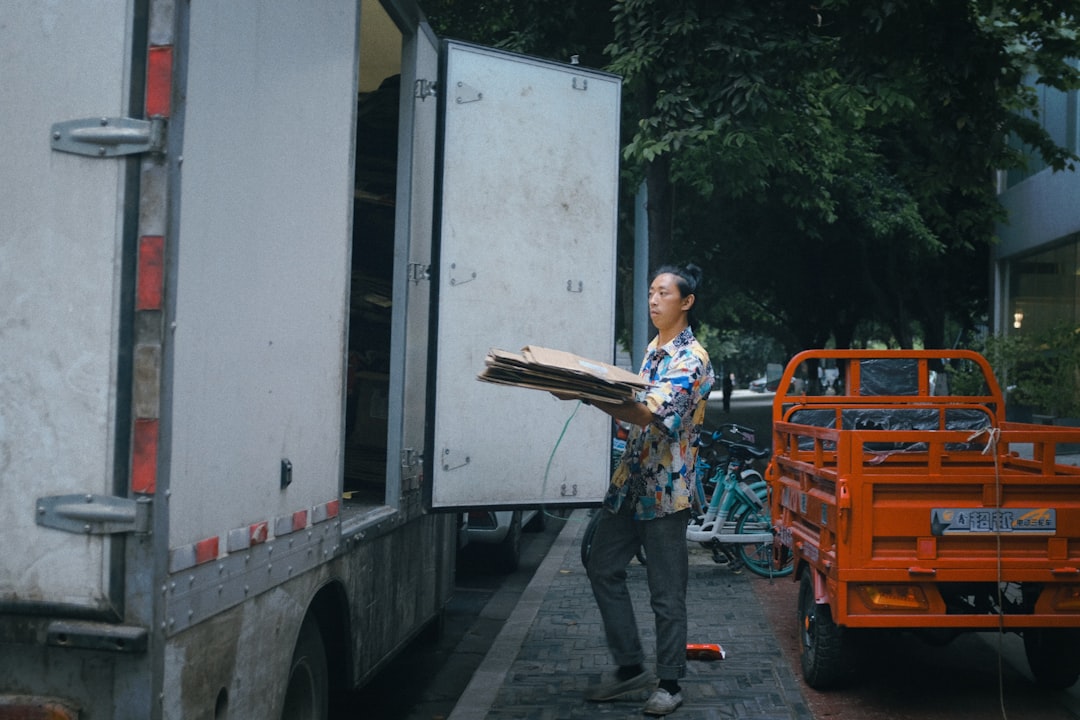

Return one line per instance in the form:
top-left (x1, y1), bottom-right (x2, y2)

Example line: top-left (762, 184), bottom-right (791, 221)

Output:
top-left (833, 577), bottom-right (1080, 629)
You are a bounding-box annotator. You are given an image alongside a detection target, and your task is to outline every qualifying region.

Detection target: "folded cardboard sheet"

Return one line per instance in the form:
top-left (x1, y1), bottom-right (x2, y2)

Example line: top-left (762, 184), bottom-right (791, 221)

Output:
top-left (478, 345), bottom-right (650, 403)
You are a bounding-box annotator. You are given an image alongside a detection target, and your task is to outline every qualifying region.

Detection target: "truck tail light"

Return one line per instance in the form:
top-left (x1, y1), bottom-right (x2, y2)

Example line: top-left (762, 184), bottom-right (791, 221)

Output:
top-left (856, 584), bottom-right (929, 611)
top-left (1051, 585), bottom-right (1080, 611)
top-left (466, 511), bottom-right (496, 529)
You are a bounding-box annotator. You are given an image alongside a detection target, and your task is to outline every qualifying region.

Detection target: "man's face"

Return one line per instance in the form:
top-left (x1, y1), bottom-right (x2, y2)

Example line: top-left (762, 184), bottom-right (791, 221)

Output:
top-left (648, 273), bottom-right (693, 332)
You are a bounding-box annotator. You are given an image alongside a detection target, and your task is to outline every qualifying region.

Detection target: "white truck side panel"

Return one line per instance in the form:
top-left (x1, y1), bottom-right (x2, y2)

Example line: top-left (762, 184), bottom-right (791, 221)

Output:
top-left (167, 0), bottom-right (357, 548)
top-left (0, 0), bottom-right (134, 610)
top-left (432, 44), bottom-right (620, 507)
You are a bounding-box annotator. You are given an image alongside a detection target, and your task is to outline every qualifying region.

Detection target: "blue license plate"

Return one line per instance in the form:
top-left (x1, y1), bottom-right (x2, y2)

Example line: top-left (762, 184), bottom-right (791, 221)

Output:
top-left (931, 508), bottom-right (1056, 535)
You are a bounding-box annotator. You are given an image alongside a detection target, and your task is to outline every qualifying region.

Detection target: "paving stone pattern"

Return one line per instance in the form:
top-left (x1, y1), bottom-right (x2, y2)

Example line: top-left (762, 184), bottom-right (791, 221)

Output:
top-left (479, 513), bottom-right (813, 719)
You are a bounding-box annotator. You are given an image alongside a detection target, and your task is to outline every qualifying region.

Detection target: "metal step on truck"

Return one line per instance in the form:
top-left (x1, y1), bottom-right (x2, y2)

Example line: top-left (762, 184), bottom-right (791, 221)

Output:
top-left (1, 1), bottom-right (620, 717)
top-left (767, 349), bottom-right (1080, 690)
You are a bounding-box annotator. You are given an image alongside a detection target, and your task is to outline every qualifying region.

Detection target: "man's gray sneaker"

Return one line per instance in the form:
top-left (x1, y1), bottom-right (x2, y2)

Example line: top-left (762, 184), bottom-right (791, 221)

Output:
top-left (584, 670), bottom-right (654, 702)
top-left (643, 687), bottom-right (683, 716)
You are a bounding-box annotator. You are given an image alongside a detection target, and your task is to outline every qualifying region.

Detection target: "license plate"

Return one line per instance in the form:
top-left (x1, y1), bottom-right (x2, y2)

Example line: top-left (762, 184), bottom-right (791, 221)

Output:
top-left (931, 508), bottom-right (1056, 535)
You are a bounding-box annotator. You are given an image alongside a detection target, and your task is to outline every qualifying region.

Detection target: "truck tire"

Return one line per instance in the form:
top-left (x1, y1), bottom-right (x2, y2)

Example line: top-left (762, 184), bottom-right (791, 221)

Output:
top-left (734, 508), bottom-right (793, 578)
top-left (1024, 628), bottom-right (1080, 689)
top-left (282, 614), bottom-right (329, 720)
top-left (797, 571), bottom-right (851, 689)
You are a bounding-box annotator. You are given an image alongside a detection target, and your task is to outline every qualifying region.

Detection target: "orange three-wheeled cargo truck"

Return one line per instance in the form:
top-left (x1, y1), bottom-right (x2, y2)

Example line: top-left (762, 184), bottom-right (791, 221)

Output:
top-left (768, 349), bottom-right (1080, 689)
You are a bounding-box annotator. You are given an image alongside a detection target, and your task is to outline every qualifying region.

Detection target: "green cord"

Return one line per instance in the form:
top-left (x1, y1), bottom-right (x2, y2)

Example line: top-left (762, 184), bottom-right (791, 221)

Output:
top-left (544, 399), bottom-right (582, 491)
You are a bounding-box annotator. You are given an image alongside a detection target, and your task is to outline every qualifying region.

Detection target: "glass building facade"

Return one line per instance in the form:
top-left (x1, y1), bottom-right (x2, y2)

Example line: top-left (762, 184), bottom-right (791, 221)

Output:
top-left (995, 68), bottom-right (1080, 338)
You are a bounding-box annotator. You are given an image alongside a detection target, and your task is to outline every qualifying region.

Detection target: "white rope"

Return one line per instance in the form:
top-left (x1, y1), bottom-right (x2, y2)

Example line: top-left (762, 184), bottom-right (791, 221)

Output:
top-left (968, 426), bottom-right (1008, 720)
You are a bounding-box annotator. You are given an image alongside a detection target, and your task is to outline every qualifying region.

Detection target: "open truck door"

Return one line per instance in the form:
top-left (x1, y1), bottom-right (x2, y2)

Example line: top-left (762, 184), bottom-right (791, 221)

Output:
top-left (429, 42), bottom-right (621, 510)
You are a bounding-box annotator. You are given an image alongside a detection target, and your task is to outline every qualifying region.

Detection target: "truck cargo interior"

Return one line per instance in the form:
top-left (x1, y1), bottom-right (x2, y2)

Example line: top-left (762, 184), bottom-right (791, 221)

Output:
top-left (343, 0), bottom-right (403, 510)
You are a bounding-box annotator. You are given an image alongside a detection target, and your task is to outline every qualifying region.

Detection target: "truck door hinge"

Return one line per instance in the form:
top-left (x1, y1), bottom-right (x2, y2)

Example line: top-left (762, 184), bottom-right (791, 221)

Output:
top-left (50, 116), bottom-right (165, 158)
top-left (408, 262), bottom-right (431, 283)
top-left (36, 494), bottom-right (152, 535)
top-left (454, 81), bottom-right (483, 104)
top-left (401, 448), bottom-right (423, 491)
top-left (401, 447), bottom-right (422, 469)
top-left (414, 78), bottom-right (438, 101)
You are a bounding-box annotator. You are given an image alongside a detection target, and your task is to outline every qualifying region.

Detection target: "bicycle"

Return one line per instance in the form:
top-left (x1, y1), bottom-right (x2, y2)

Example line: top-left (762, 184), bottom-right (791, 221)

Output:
top-left (581, 423), bottom-right (794, 579)
top-left (687, 424), bottom-right (792, 577)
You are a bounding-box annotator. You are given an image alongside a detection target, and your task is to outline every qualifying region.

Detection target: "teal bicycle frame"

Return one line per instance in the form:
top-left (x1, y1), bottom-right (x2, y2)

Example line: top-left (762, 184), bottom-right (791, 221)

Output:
top-left (685, 441), bottom-right (772, 545)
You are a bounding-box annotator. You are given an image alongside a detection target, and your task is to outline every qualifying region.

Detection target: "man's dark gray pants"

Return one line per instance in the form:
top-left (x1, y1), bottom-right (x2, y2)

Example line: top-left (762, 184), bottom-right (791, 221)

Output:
top-left (586, 507), bottom-right (690, 681)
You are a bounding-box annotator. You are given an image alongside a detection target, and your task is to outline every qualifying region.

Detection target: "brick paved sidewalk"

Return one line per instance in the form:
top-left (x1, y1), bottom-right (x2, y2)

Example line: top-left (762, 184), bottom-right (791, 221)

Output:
top-left (449, 510), bottom-right (813, 720)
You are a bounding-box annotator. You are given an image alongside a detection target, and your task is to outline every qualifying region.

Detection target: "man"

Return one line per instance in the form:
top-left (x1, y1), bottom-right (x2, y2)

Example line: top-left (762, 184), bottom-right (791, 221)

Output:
top-left (558, 263), bottom-right (713, 716)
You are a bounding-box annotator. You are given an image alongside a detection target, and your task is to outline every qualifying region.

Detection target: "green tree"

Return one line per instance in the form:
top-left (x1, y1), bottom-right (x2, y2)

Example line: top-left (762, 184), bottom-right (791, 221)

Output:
top-left (425, 0), bottom-right (1080, 356)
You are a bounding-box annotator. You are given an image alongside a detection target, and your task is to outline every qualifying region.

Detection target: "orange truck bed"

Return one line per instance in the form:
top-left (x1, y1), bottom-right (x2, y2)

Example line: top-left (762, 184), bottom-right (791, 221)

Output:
top-left (767, 349), bottom-right (1080, 689)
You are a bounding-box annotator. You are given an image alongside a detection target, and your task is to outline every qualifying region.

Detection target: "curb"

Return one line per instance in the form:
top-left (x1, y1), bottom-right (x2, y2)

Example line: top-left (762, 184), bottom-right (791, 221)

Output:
top-left (448, 509), bottom-right (587, 720)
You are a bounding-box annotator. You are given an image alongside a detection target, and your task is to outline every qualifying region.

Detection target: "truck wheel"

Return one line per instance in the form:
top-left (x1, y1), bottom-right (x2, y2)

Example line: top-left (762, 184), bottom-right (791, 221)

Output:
top-left (797, 572), bottom-right (850, 689)
top-left (1024, 628), bottom-right (1080, 689)
top-left (493, 511), bottom-right (523, 573)
top-left (282, 615), bottom-right (328, 720)
top-left (735, 508), bottom-right (793, 578)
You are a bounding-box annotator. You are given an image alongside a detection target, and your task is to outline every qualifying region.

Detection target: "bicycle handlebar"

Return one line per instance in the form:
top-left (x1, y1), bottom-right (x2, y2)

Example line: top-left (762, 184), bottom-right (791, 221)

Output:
top-left (696, 424), bottom-right (770, 461)
top-left (698, 423), bottom-right (758, 449)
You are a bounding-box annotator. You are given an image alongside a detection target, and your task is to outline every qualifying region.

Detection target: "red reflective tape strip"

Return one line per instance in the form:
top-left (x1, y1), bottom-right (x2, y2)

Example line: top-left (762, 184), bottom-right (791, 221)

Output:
top-left (325, 499), bottom-right (340, 518)
top-left (194, 536), bottom-right (219, 565)
top-left (292, 510), bottom-right (308, 532)
top-left (131, 418), bottom-right (158, 494)
top-left (146, 45), bottom-right (173, 118)
top-left (136, 235), bottom-right (164, 311)
top-left (250, 521), bottom-right (269, 545)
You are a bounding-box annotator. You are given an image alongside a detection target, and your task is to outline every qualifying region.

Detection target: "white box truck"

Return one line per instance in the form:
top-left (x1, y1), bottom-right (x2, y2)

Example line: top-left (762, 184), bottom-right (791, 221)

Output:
top-left (0, 0), bottom-right (620, 717)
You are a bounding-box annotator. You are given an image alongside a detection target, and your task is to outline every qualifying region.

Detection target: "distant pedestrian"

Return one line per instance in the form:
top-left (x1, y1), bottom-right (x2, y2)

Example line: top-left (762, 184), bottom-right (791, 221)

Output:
top-left (554, 263), bottom-right (713, 716)
top-left (722, 372), bottom-right (734, 412)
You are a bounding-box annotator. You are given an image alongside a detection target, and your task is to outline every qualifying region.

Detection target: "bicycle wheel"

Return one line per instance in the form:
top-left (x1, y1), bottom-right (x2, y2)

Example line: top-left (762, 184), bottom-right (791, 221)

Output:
top-left (734, 507), bottom-right (793, 578)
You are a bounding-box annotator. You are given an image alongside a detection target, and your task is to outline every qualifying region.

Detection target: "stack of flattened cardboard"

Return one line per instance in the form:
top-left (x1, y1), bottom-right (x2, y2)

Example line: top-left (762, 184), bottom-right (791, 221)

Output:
top-left (478, 345), bottom-right (650, 403)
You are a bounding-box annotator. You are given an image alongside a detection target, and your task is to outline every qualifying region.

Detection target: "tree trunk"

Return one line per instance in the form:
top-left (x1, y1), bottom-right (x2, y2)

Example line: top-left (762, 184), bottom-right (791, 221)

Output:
top-left (646, 156), bottom-right (672, 271)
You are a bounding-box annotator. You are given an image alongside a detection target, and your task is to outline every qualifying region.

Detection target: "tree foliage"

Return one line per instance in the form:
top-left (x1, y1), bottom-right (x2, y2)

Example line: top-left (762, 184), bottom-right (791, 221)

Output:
top-left (424, 0), bottom-right (1080, 357)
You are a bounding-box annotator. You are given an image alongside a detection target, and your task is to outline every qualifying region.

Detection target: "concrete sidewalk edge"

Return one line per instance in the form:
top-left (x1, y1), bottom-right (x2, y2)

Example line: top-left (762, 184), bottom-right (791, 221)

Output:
top-left (448, 509), bottom-right (588, 720)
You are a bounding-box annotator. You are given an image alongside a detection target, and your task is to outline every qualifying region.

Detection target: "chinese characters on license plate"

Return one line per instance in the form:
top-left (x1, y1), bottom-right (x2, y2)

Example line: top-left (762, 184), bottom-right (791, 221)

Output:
top-left (931, 508), bottom-right (1056, 535)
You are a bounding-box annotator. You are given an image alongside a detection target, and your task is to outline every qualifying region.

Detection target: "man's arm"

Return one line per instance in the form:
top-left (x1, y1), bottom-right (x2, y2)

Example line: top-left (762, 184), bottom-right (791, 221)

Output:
top-left (549, 392), bottom-right (655, 427)
top-left (590, 397), bottom-right (655, 427)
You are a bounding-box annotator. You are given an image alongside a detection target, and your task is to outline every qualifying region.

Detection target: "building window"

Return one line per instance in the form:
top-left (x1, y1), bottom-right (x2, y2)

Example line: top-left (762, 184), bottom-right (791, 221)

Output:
top-left (1008, 235), bottom-right (1080, 334)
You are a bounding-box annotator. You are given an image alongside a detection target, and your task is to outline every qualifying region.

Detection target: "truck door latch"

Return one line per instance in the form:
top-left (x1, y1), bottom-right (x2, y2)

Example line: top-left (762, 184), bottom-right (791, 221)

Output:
top-left (36, 494), bottom-right (152, 535)
top-left (51, 116), bottom-right (165, 157)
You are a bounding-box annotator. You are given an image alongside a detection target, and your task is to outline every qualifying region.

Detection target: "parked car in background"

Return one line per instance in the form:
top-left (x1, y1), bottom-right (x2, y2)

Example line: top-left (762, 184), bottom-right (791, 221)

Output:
top-left (750, 362), bottom-right (786, 393)
top-left (462, 508), bottom-right (546, 573)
